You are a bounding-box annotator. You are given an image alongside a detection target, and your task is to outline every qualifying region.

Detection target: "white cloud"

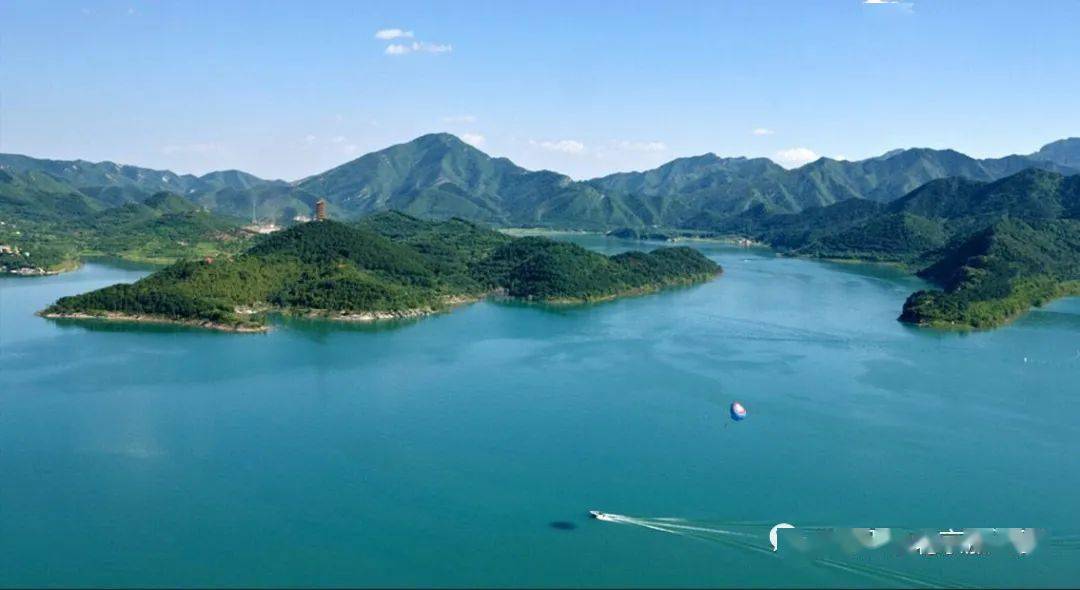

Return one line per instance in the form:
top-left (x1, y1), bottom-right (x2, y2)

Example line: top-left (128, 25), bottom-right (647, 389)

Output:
top-left (461, 133), bottom-right (486, 148)
top-left (864, 0), bottom-right (915, 11)
top-left (330, 135), bottom-right (347, 144)
top-left (385, 41), bottom-right (453, 56)
top-left (377, 29), bottom-right (452, 56)
top-left (752, 128), bottom-right (775, 136)
top-left (443, 114), bottom-right (478, 124)
top-left (374, 28), bottom-right (414, 40)
top-left (613, 140), bottom-right (668, 152)
top-left (774, 147), bottom-right (819, 168)
top-left (530, 139), bottom-right (586, 155)
top-left (419, 42), bottom-right (452, 54)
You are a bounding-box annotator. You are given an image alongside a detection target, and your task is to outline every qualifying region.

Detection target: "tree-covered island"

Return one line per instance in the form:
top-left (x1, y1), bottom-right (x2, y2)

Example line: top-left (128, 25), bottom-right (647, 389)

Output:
top-left (40, 212), bottom-right (721, 332)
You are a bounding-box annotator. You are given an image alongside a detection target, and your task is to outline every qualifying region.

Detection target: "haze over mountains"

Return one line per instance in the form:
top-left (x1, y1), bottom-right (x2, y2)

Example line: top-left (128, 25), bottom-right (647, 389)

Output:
top-left (3, 134), bottom-right (1079, 230)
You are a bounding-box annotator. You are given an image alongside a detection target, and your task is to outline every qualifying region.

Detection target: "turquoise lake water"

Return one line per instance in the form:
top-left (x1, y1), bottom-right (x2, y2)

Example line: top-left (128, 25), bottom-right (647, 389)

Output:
top-left (2, 237), bottom-right (1079, 587)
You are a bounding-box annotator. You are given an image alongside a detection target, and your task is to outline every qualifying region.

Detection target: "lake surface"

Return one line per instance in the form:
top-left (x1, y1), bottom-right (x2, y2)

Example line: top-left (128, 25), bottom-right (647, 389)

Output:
top-left (2, 237), bottom-right (1079, 587)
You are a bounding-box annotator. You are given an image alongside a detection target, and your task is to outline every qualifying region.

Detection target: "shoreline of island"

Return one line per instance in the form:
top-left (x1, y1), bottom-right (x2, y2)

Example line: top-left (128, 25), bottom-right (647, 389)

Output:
top-left (37, 310), bottom-right (268, 333)
top-left (38, 271), bottom-right (728, 333)
top-left (38, 292), bottom-right (488, 333)
top-left (29, 229), bottom-right (1079, 332)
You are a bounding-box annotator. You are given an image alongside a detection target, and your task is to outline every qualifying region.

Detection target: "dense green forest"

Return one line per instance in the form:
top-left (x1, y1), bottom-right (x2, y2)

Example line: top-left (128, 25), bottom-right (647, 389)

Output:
top-left (4, 135), bottom-right (1079, 231)
top-left (730, 169), bottom-right (1080, 327)
top-left (899, 220), bottom-right (1080, 328)
top-left (7, 136), bottom-right (1080, 329)
top-left (0, 167), bottom-right (253, 273)
top-left (43, 213), bottom-right (721, 330)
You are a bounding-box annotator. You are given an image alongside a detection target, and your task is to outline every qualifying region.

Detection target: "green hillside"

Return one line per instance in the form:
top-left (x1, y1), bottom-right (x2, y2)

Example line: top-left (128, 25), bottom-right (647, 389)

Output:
top-left (290, 135), bottom-right (1079, 230)
top-left (731, 169), bottom-right (1080, 327)
top-left (900, 220), bottom-right (1080, 328)
top-left (295, 133), bottom-right (627, 229)
top-left (5, 135), bottom-right (1080, 232)
top-left (191, 183), bottom-right (321, 223)
top-left (6, 137), bottom-right (1080, 330)
top-left (0, 153), bottom-right (313, 224)
top-left (591, 144), bottom-right (1079, 228)
top-left (710, 198), bottom-right (887, 251)
top-left (796, 213), bottom-right (947, 262)
top-left (0, 154), bottom-right (285, 202)
top-left (0, 176), bottom-right (252, 273)
top-left (42, 214), bottom-right (721, 330)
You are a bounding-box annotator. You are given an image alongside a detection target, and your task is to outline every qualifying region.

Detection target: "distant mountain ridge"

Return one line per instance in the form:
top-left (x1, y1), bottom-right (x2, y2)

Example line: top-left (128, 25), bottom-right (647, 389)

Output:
top-left (0, 153), bottom-right (313, 221)
top-left (1031, 137), bottom-right (1080, 169)
top-left (3, 134), bottom-right (1079, 229)
top-left (595, 144), bottom-right (1080, 228)
top-left (0, 153), bottom-right (278, 199)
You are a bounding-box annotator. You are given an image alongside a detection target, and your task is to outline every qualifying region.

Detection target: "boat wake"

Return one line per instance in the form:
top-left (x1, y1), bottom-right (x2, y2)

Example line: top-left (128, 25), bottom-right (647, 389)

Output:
top-left (587, 512), bottom-right (992, 588)
top-left (589, 511), bottom-right (772, 555)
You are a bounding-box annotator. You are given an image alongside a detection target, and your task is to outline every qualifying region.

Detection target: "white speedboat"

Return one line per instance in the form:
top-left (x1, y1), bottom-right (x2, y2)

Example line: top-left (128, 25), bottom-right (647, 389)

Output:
top-left (589, 510), bottom-right (616, 521)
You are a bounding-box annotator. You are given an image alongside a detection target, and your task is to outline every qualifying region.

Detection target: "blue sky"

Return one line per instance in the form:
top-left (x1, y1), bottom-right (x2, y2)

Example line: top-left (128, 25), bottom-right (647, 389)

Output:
top-left (3, 0), bottom-right (1079, 180)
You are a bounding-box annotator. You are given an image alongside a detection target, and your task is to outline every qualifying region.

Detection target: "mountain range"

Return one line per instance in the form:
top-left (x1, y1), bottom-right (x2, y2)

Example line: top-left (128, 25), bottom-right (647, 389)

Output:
top-left (4, 134), bottom-right (1080, 230)
top-left (5, 134), bottom-right (1080, 328)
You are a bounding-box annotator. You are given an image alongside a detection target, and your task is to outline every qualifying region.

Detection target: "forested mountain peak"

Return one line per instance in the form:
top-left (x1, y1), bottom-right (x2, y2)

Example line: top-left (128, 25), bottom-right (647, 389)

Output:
top-left (6, 135), bottom-right (1080, 230)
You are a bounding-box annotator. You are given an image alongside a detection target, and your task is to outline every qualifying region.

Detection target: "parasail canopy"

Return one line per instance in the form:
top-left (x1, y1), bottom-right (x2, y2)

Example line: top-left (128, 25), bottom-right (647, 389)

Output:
top-left (730, 401), bottom-right (748, 422)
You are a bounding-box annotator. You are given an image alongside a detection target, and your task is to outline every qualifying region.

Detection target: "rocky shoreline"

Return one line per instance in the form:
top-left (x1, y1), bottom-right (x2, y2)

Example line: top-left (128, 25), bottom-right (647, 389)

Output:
top-left (298, 294), bottom-right (483, 323)
top-left (39, 295), bottom-right (490, 333)
top-left (38, 311), bottom-right (267, 333)
top-left (3, 264), bottom-right (75, 277)
top-left (38, 275), bottom-right (723, 333)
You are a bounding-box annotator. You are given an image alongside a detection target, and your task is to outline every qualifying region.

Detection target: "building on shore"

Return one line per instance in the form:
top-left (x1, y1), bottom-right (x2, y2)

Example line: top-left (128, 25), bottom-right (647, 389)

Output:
top-left (243, 222), bottom-right (281, 234)
top-left (315, 199), bottom-right (327, 221)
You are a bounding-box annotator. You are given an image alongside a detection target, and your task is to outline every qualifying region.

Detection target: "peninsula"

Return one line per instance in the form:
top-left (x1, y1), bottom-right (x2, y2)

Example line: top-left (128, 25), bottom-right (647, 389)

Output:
top-left (714, 169), bottom-right (1080, 328)
top-left (41, 212), bottom-right (721, 331)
